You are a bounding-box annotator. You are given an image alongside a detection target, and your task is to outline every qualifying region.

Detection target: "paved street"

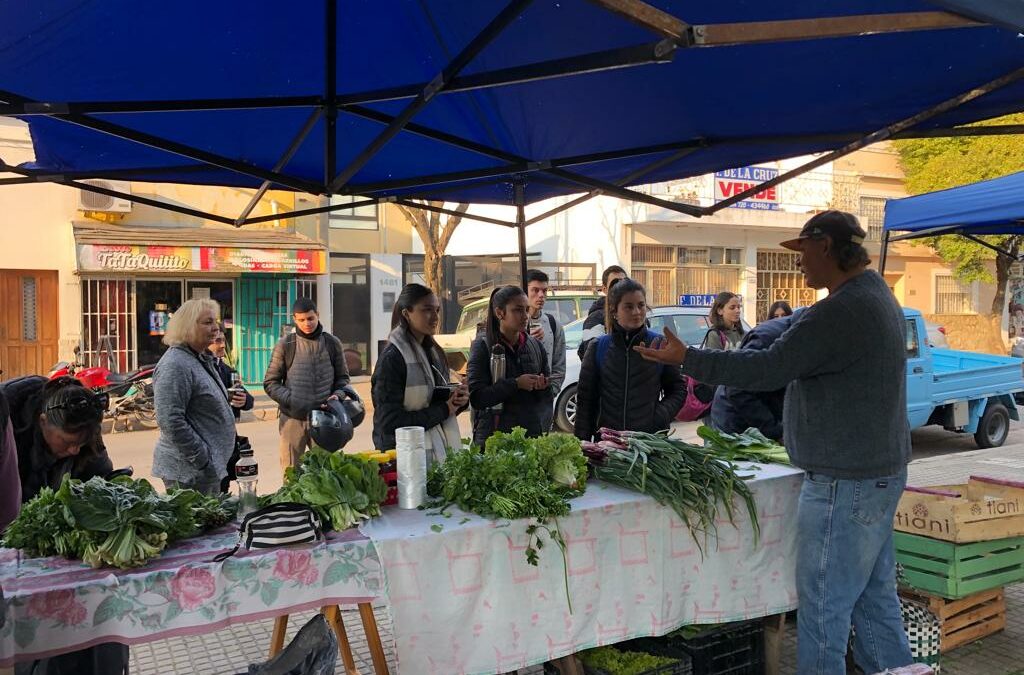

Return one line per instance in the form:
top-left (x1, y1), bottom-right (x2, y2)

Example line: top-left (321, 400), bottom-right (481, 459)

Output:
top-left (101, 390), bottom-right (1024, 675)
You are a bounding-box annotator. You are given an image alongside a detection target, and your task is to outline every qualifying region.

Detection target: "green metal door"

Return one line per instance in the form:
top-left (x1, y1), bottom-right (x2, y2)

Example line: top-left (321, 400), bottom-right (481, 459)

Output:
top-left (236, 275), bottom-right (318, 386)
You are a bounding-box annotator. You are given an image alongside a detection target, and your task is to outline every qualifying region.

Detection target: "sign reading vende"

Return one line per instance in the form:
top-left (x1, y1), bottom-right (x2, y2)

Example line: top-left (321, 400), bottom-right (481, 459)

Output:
top-left (77, 244), bottom-right (326, 274)
top-left (714, 166), bottom-right (780, 210)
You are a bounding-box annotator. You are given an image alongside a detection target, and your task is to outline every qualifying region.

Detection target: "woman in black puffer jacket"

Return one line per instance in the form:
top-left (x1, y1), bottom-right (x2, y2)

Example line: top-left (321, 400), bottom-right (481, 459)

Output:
top-left (574, 278), bottom-right (687, 442)
top-left (468, 285), bottom-right (552, 447)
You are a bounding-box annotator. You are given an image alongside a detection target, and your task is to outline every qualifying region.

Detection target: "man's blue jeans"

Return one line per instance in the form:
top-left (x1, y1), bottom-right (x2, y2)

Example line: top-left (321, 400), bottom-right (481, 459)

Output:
top-left (796, 469), bottom-right (913, 674)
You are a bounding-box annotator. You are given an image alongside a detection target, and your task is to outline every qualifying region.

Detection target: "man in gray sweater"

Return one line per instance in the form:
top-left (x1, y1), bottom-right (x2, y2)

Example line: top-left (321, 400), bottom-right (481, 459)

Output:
top-left (526, 269), bottom-right (566, 430)
top-left (264, 298), bottom-right (350, 470)
top-left (636, 211), bottom-right (912, 674)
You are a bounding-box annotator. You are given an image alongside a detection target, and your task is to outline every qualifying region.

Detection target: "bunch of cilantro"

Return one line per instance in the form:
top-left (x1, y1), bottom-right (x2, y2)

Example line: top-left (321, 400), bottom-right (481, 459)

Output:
top-left (3, 475), bottom-right (237, 569)
top-left (264, 448), bottom-right (388, 531)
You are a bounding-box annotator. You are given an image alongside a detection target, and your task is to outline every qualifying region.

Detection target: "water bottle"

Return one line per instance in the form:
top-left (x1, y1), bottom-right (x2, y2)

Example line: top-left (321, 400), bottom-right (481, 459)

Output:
top-left (235, 444), bottom-right (259, 520)
top-left (490, 344), bottom-right (506, 412)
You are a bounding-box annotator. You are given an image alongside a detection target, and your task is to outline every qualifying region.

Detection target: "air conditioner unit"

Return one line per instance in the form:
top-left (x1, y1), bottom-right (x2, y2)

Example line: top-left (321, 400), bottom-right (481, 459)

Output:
top-left (77, 180), bottom-right (133, 213)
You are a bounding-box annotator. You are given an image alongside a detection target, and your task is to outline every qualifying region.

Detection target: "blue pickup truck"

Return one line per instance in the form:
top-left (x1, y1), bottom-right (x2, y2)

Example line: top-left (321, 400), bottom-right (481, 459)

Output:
top-left (905, 308), bottom-right (1024, 448)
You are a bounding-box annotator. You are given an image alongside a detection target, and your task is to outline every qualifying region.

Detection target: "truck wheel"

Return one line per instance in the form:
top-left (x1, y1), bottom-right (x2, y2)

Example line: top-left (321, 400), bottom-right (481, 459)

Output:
top-left (555, 385), bottom-right (578, 433)
top-left (975, 402), bottom-right (1010, 448)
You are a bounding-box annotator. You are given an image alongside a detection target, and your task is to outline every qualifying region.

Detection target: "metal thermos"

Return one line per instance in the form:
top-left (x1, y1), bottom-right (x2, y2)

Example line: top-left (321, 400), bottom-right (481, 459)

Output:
top-left (490, 344), bottom-right (506, 412)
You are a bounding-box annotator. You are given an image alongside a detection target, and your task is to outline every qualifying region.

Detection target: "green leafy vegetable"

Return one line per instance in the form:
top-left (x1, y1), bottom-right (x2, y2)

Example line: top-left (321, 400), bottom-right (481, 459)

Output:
top-left (697, 425), bottom-right (790, 465)
top-left (578, 646), bottom-right (681, 675)
top-left (265, 449), bottom-right (388, 531)
top-left (3, 475), bottom-right (237, 569)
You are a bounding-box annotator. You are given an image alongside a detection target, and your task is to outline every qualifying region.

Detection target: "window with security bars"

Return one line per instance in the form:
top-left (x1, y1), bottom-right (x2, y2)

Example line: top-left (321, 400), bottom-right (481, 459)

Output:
top-left (755, 250), bottom-right (816, 322)
top-left (934, 275), bottom-right (974, 314)
top-left (633, 245), bottom-right (743, 306)
top-left (632, 245), bottom-right (674, 265)
top-left (859, 196), bottom-right (887, 242)
top-left (81, 279), bottom-right (136, 372)
top-left (21, 277), bottom-right (37, 341)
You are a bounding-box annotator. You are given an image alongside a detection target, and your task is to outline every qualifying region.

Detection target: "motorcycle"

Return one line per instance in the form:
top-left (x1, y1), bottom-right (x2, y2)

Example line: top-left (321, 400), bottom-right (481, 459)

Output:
top-left (48, 347), bottom-right (158, 433)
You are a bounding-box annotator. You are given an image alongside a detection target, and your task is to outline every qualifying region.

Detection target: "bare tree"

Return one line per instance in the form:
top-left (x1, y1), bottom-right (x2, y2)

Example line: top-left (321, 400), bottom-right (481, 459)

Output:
top-left (395, 201), bottom-right (470, 298)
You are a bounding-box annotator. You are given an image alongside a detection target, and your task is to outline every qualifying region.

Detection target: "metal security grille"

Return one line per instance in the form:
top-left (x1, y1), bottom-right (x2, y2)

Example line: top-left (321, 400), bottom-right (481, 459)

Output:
top-left (81, 278), bottom-right (136, 372)
top-left (756, 250), bottom-right (815, 322)
top-left (935, 275), bottom-right (973, 314)
top-left (859, 196), bottom-right (887, 241)
top-left (21, 277), bottom-right (37, 341)
top-left (632, 244), bottom-right (742, 306)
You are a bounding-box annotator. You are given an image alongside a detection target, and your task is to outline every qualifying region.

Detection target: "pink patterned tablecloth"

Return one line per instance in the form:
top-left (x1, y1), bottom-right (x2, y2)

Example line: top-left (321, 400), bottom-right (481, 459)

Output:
top-left (0, 527), bottom-right (382, 666)
top-left (360, 464), bottom-right (803, 675)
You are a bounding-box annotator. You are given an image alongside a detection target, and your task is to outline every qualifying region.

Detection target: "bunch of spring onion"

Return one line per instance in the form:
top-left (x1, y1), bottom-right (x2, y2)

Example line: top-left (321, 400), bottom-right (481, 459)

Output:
top-left (582, 428), bottom-right (759, 553)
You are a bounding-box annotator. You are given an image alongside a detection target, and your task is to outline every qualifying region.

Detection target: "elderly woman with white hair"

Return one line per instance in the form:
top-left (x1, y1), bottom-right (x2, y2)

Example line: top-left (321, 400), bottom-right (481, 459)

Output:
top-left (152, 298), bottom-right (236, 495)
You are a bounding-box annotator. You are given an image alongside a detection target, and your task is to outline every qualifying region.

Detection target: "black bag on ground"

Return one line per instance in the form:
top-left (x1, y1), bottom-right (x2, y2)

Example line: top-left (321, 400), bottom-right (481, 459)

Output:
top-left (237, 614), bottom-right (337, 675)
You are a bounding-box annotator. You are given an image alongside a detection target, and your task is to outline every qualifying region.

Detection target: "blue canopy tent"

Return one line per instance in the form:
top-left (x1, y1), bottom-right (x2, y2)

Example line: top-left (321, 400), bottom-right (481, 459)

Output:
top-left (3, 0), bottom-right (1024, 281)
top-left (881, 169), bottom-right (1024, 273)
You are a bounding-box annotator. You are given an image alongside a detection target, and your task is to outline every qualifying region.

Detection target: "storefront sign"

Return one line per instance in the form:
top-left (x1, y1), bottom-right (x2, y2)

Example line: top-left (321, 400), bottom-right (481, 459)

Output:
top-left (714, 166), bottom-right (780, 210)
top-left (77, 244), bottom-right (326, 274)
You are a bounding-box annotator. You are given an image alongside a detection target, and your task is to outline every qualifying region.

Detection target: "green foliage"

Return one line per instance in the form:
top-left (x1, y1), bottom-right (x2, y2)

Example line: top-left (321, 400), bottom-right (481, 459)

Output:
top-left (266, 448), bottom-right (388, 531)
top-left (578, 646), bottom-right (680, 675)
top-left (894, 115), bottom-right (1024, 293)
top-left (3, 475), bottom-right (237, 569)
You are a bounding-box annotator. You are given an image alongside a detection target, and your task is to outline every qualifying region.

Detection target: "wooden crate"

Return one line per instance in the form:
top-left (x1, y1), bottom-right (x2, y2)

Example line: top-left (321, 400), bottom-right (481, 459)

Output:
top-left (894, 475), bottom-right (1024, 543)
top-left (899, 587), bottom-right (1006, 652)
top-left (893, 530), bottom-right (1024, 598)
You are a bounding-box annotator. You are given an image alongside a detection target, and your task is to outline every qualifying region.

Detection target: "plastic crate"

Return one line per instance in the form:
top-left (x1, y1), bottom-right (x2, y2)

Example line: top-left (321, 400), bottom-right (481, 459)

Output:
top-left (623, 621), bottom-right (764, 675)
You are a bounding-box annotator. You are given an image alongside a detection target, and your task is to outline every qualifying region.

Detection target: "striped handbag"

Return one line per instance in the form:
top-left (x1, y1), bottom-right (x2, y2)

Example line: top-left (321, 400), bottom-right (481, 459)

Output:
top-left (213, 503), bottom-right (323, 562)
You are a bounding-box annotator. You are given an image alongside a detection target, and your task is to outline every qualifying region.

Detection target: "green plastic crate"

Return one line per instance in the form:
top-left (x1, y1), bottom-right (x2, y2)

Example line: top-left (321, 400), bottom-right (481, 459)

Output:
top-left (894, 530), bottom-right (1024, 598)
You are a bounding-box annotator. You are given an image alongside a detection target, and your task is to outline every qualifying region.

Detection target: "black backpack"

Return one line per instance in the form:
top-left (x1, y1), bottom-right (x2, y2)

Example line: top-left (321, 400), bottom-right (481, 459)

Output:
top-left (282, 332), bottom-right (343, 375)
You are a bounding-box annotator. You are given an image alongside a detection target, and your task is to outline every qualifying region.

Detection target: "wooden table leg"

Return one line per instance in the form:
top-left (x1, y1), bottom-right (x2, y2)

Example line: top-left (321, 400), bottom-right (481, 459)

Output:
top-left (358, 602), bottom-right (390, 675)
top-left (269, 614), bottom-right (289, 658)
top-left (764, 612), bottom-right (786, 675)
top-left (322, 605), bottom-right (360, 675)
top-left (554, 655), bottom-right (583, 675)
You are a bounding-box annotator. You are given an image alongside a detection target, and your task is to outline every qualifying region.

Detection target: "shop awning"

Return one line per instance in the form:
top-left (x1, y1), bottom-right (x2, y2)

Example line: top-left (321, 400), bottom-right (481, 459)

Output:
top-left (73, 222), bottom-right (325, 249)
top-left (2, 1), bottom-right (1024, 232)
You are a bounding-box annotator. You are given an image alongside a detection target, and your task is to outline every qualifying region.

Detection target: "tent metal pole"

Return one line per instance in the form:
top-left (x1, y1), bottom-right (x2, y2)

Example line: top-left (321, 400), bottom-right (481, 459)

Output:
top-left (525, 146), bottom-right (700, 225)
top-left (0, 96), bottom-right (320, 116)
top-left (879, 230), bottom-right (891, 275)
top-left (393, 199), bottom-right (516, 228)
top-left (235, 108), bottom-right (323, 226)
top-left (325, 0), bottom-right (534, 194)
top-left (705, 66), bottom-right (1024, 214)
top-left (0, 90), bottom-right (323, 194)
top-left (963, 233), bottom-right (1019, 259)
top-left (242, 197), bottom-right (379, 226)
top-left (325, 0), bottom-right (338, 189)
top-left (515, 180), bottom-right (529, 290)
top-left (345, 105), bottom-right (704, 217)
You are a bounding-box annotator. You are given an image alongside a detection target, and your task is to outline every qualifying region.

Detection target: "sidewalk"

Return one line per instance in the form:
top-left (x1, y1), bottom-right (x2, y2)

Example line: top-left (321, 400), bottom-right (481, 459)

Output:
top-left (128, 443), bottom-right (1024, 675)
top-left (240, 378), bottom-right (373, 422)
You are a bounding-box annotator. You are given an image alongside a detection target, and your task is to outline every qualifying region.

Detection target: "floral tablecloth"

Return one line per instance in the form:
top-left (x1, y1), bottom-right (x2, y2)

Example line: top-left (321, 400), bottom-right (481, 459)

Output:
top-left (0, 527), bottom-right (382, 666)
top-left (361, 463), bottom-right (803, 675)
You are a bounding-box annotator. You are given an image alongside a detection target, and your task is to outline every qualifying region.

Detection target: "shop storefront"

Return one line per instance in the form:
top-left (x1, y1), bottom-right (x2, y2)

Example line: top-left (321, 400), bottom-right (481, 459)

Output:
top-left (75, 233), bottom-right (326, 384)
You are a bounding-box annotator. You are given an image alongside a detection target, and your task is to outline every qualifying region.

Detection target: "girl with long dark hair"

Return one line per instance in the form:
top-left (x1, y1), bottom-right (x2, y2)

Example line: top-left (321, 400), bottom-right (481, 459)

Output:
top-left (467, 285), bottom-right (552, 446)
top-left (574, 278), bottom-right (686, 441)
top-left (372, 284), bottom-right (468, 462)
top-left (704, 291), bottom-right (745, 350)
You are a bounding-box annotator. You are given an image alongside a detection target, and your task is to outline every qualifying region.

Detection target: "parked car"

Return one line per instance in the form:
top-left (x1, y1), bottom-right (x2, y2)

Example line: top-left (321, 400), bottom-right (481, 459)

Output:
top-left (553, 306), bottom-right (752, 433)
top-left (555, 308), bottom-right (1024, 449)
top-left (439, 292), bottom-right (600, 374)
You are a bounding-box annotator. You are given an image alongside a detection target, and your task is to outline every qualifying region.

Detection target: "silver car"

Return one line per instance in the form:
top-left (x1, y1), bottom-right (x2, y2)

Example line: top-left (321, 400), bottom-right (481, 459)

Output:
top-left (554, 307), bottom-right (752, 433)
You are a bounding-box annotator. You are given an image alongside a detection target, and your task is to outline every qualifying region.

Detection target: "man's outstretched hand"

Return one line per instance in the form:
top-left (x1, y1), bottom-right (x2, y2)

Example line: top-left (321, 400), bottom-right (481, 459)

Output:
top-left (633, 326), bottom-right (689, 366)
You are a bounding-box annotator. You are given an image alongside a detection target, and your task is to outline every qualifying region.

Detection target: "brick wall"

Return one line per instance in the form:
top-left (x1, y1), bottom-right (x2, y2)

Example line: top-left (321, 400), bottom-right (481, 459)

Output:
top-left (924, 313), bottom-right (1006, 355)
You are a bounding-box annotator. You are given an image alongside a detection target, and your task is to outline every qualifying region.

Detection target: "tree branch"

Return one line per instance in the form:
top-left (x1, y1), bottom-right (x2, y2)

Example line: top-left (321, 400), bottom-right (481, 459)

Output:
top-left (439, 202), bottom-right (470, 253)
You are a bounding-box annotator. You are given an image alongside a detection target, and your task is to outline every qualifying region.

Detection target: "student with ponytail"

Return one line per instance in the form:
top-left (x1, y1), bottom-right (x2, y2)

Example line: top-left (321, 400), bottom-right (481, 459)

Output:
top-left (467, 285), bottom-right (552, 447)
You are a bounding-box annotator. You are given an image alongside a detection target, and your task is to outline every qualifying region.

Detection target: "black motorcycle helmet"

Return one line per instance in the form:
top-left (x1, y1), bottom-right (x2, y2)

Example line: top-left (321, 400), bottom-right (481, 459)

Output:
top-left (340, 385), bottom-right (365, 428)
top-left (309, 399), bottom-right (354, 452)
